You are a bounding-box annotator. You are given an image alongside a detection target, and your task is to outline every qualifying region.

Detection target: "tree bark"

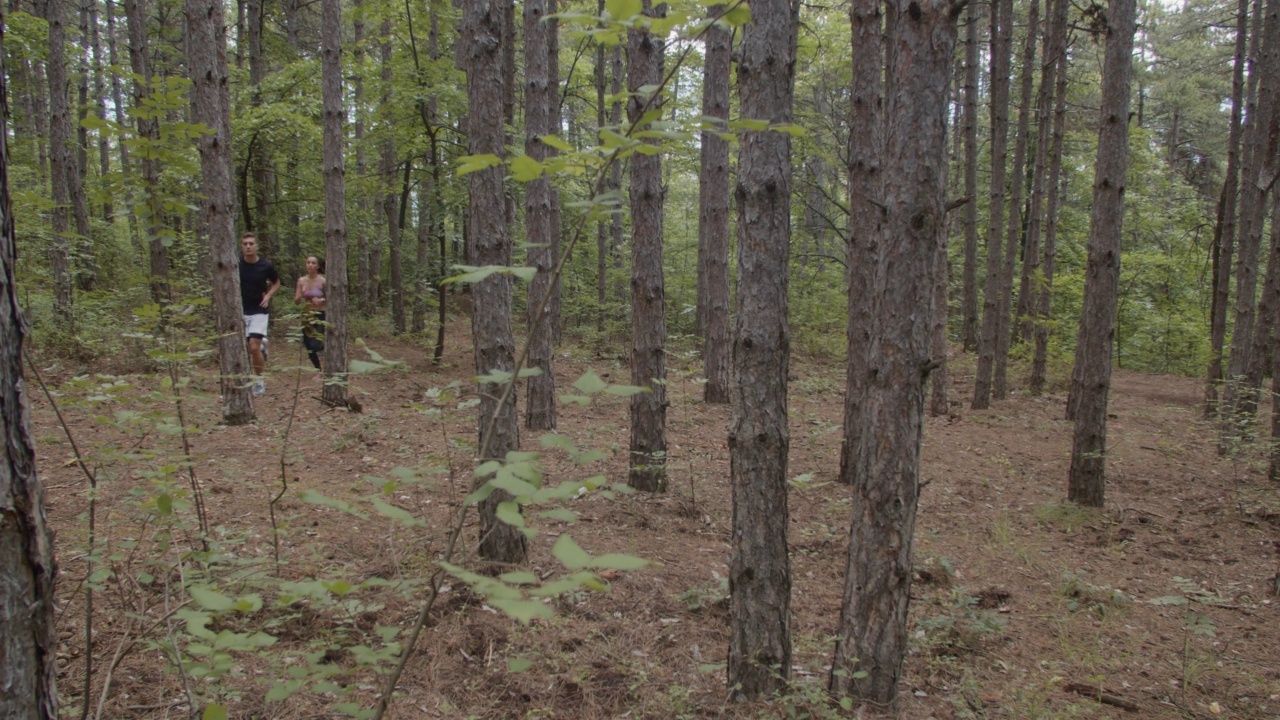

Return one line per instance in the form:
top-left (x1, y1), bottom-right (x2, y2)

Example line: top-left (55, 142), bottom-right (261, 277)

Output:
top-left (830, 0), bottom-right (957, 702)
top-left (380, 20), bottom-right (407, 335)
top-left (994, 0), bottom-right (1039, 399)
top-left (1205, 0), bottom-right (1251, 416)
top-left (37, 0), bottom-right (75, 326)
top-left (321, 0), bottom-right (351, 409)
top-left (838, 0), bottom-right (882, 489)
top-left (524, 0), bottom-right (560, 430)
top-left (699, 5), bottom-right (732, 404)
top-left (1030, 0), bottom-right (1071, 396)
top-left (0, 33), bottom-right (59, 716)
top-left (354, 0), bottom-right (371, 317)
top-left (627, 0), bottom-right (668, 492)
top-left (972, 0), bottom-right (1012, 408)
top-left (1067, 0), bottom-right (1136, 508)
top-left (728, 0), bottom-right (797, 699)
top-left (187, 0), bottom-right (254, 424)
top-left (960, 0), bottom-right (981, 353)
top-left (124, 0), bottom-right (171, 305)
top-left (464, 0), bottom-right (527, 563)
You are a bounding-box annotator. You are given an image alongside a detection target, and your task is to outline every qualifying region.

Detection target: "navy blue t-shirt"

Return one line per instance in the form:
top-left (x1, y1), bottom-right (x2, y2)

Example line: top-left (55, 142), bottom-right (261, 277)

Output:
top-left (239, 258), bottom-right (279, 315)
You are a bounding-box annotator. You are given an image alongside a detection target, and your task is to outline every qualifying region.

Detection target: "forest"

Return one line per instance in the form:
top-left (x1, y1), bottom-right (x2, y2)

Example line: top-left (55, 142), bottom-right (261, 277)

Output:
top-left (2, 0), bottom-right (1280, 716)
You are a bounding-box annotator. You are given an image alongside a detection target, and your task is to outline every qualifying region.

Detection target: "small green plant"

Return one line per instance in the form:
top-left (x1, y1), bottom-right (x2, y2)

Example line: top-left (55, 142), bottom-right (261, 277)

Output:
top-left (915, 589), bottom-right (1008, 656)
top-left (679, 576), bottom-right (729, 612)
top-left (1058, 570), bottom-right (1129, 617)
top-left (1035, 501), bottom-right (1097, 533)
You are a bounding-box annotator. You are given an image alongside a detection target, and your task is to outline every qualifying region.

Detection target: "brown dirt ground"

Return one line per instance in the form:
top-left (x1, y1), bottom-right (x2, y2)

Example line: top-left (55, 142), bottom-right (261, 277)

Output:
top-left (32, 318), bottom-right (1280, 719)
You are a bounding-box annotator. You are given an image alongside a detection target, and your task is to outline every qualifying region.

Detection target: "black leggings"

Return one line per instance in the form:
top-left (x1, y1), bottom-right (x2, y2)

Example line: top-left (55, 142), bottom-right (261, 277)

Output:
top-left (303, 311), bottom-right (325, 369)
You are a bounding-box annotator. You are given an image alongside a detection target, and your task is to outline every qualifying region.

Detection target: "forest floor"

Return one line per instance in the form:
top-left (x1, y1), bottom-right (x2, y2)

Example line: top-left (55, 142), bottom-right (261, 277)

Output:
top-left (30, 315), bottom-right (1280, 720)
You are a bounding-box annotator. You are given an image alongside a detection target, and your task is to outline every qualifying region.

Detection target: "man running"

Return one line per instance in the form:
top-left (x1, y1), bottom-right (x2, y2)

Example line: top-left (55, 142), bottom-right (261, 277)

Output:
top-left (239, 233), bottom-right (280, 396)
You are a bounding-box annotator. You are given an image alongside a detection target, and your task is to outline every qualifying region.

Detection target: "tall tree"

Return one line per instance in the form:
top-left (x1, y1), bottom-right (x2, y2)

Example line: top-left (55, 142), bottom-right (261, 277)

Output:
top-left (728, 0), bottom-right (798, 698)
top-left (1205, 0), bottom-right (1252, 416)
top-left (829, 0), bottom-right (958, 702)
top-left (188, 0), bottom-right (254, 424)
top-left (994, 0), bottom-right (1039, 398)
top-left (464, 0), bottom-right (527, 562)
top-left (380, 19), bottom-right (407, 335)
top-left (524, 0), bottom-right (560, 430)
top-left (837, 0), bottom-right (882, 490)
top-left (1066, 0), bottom-right (1137, 507)
top-left (960, 0), bottom-right (981, 352)
top-left (0, 16), bottom-right (59, 714)
top-left (320, 0), bottom-right (351, 410)
top-left (972, 0), bottom-right (1012, 408)
top-left (36, 0), bottom-right (75, 326)
top-left (698, 4), bottom-right (731, 404)
top-left (124, 0), bottom-right (171, 305)
top-left (627, 0), bottom-right (668, 492)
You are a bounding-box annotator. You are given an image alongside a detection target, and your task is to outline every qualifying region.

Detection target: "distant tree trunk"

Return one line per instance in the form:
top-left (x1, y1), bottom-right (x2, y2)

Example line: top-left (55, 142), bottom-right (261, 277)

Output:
top-left (1221, 0), bottom-right (1278, 441)
top-left (0, 37), bottom-right (59, 717)
top-left (595, 1), bottom-right (609, 332)
top-left (1267, 202), bottom-right (1280, 479)
top-left (728, 0), bottom-right (797, 699)
top-left (354, 0), bottom-right (371, 317)
top-left (1030, 0), bottom-right (1070, 395)
top-left (187, 0), bottom-right (254, 424)
top-left (416, 5), bottom-right (441, 338)
top-left (837, 0), bottom-right (882, 487)
top-left (88, 0), bottom-right (113, 223)
top-left (1067, 0), bottom-right (1136, 508)
top-left (610, 44), bottom-right (625, 303)
top-left (38, 0), bottom-right (75, 326)
top-left (70, 2), bottom-right (95, 291)
top-left (247, 0), bottom-right (273, 268)
top-left (973, 0), bottom-right (1012, 409)
top-left (321, 0), bottom-right (351, 409)
top-left (1018, 0), bottom-right (1063, 344)
top-left (105, 0), bottom-right (131, 179)
top-left (699, 5), bottom-right (732, 404)
top-left (464, 0), bottom-right (527, 563)
top-left (829, 0), bottom-right (958, 702)
top-left (381, 20), bottom-right (407, 335)
top-left (960, 0), bottom-right (981, 352)
top-left (124, 0), bottom-right (170, 305)
top-left (1206, 0), bottom-right (1251, 416)
top-left (524, 0), bottom-right (559, 430)
top-left (627, 0), bottom-right (668, 492)
top-left (993, 0), bottom-right (1038, 398)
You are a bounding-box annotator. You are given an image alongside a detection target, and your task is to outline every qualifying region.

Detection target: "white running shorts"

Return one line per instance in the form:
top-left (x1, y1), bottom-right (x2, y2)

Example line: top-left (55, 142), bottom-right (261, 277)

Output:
top-left (244, 314), bottom-right (269, 339)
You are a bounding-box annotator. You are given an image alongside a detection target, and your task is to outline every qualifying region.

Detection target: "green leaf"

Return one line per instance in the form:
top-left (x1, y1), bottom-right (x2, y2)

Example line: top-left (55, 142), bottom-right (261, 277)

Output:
top-left (540, 134), bottom-right (574, 151)
top-left (202, 705), bottom-right (229, 720)
top-left (698, 663), bottom-right (727, 673)
top-left (539, 433), bottom-right (576, 452)
top-left (731, 118), bottom-right (770, 132)
top-left (603, 384), bottom-right (649, 397)
top-left (509, 658), bottom-right (535, 673)
top-left (510, 155), bottom-right (544, 182)
top-left (371, 496), bottom-right (426, 527)
top-left (1148, 596), bottom-right (1189, 606)
top-left (517, 367), bottom-right (544, 378)
top-left (156, 493), bottom-right (173, 515)
top-left (500, 571), bottom-right (540, 585)
top-left (589, 554), bottom-right (651, 571)
top-left (349, 359), bottom-right (384, 374)
top-left (770, 122), bottom-right (807, 137)
top-left (232, 594), bottom-right (263, 613)
top-left (323, 579), bottom-right (354, 596)
top-left (455, 153), bottom-right (502, 176)
top-left (299, 488), bottom-right (369, 519)
top-left (495, 501), bottom-right (526, 528)
top-left (552, 534), bottom-right (592, 570)
top-left (189, 586), bottom-right (236, 612)
top-left (605, 0), bottom-right (642, 20)
top-left (539, 508), bottom-right (578, 523)
top-left (573, 371), bottom-right (609, 394)
top-left (489, 597), bottom-right (554, 624)
top-left (722, 2), bottom-right (750, 26)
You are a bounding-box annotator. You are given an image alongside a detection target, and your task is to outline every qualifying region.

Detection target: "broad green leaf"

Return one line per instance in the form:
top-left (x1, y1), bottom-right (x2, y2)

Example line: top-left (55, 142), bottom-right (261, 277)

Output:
top-left (509, 658), bottom-right (535, 672)
top-left (573, 370), bottom-right (609, 394)
top-left (156, 493), bottom-right (173, 515)
top-left (510, 266), bottom-right (537, 282)
top-left (731, 118), bottom-right (770, 132)
top-left (371, 496), bottom-right (425, 527)
top-left (539, 508), bottom-right (578, 523)
top-left (510, 155), bottom-right (544, 182)
top-left (477, 369), bottom-right (515, 385)
top-left (770, 123), bottom-right (807, 137)
top-left (489, 474), bottom-right (540, 498)
top-left (489, 597), bottom-right (554, 624)
top-left (202, 705), bottom-right (229, 720)
top-left (560, 394), bottom-right (592, 406)
top-left (500, 571), bottom-right (540, 585)
top-left (266, 680), bottom-right (303, 702)
top-left (722, 2), bottom-right (750, 26)
top-left (323, 579), bottom-right (354, 596)
top-left (349, 359), bottom-right (384, 374)
top-left (552, 534), bottom-right (592, 570)
top-left (517, 367), bottom-right (544, 378)
top-left (540, 134), bottom-right (574, 151)
top-left (455, 153), bottom-right (502, 176)
top-left (232, 594), bottom-right (263, 613)
top-left (495, 501), bottom-right (526, 528)
top-left (189, 585), bottom-right (236, 612)
top-left (539, 433), bottom-right (576, 451)
top-left (603, 383), bottom-right (649, 397)
top-left (299, 489), bottom-right (369, 519)
top-left (605, 0), bottom-right (642, 20)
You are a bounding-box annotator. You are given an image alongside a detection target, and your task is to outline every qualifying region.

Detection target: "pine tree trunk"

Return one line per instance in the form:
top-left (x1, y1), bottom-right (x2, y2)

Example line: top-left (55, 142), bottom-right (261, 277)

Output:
top-left (627, 0), bottom-right (668, 492)
top-left (1067, 0), bottom-right (1136, 508)
top-left (354, 1), bottom-right (372, 317)
top-left (699, 5), bottom-right (732, 404)
top-left (994, 0), bottom-right (1039, 398)
top-left (38, 0), bottom-right (75, 326)
top-left (124, 0), bottom-right (170, 305)
top-left (0, 44), bottom-right (59, 717)
top-left (71, 1), bottom-right (95, 291)
top-left (321, 0), bottom-right (351, 409)
top-left (961, 0), bottom-right (981, 353)
top-left (838, 0), bottom-right (882, 488)
top-left (464, 0), bottom-right (527, 563)
top-left (972, 0), bottom-right (1012, 409)
top-left (829, 0), bottom-right (958, 702)
top-left (524, 0), bottom-right (560, 430)
top-left (728, 0), bottom-right (797, 698)
top-left (1205, 0), bottom-right (1251, 416)
top-left (188, 0), bottom-right (254, 424)
top-left (595, 3), bottom-right (609, 333)
top-left (89, 0), bottom-right (112, 223)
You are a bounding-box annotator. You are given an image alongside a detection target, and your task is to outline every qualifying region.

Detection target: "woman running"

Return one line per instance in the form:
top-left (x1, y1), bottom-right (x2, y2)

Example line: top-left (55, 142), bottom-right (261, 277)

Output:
top-left (293, 256), bottom-right (326, 370)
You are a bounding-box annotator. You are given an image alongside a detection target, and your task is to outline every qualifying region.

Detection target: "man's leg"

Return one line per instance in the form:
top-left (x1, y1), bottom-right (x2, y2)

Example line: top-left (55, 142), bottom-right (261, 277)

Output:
top-left (247, 337), bottom-right (265, 375)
